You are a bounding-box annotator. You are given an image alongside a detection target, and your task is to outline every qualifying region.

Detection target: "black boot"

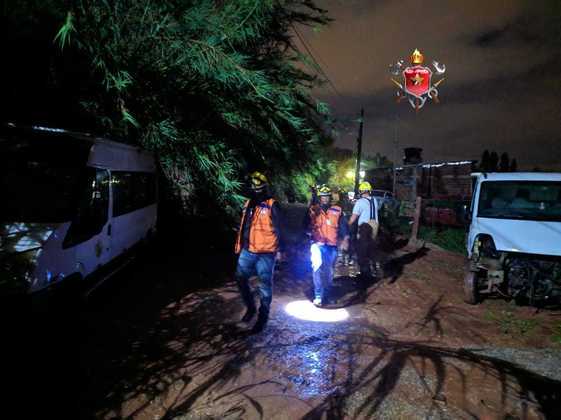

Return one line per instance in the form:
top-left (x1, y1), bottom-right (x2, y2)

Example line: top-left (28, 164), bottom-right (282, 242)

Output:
top-left (240, 307), bottom-right (256, 323)
top-left (250, 305), bottom-right (270, 334)
top-left (357, 268), bottom-right (373, 290)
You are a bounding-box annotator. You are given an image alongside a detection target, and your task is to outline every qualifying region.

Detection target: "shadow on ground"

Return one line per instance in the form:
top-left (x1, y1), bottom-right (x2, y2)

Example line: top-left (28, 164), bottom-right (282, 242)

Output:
top-left (25, 205), bottom-right (559, 419)
top-left (385, 246), bottom-right (431, 284)
top-left (70, 237), bottom-right (561, 420)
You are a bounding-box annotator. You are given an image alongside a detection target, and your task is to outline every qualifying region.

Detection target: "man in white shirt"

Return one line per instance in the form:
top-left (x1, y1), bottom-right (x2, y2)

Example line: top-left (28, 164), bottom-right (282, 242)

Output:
top-left (348, 181), bottom-right (379, 281)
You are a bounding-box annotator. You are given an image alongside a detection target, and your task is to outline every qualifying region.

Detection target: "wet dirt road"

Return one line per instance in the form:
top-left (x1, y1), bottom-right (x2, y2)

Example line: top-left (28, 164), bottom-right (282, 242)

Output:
top-left (77, 205), bottom-right (561, 419)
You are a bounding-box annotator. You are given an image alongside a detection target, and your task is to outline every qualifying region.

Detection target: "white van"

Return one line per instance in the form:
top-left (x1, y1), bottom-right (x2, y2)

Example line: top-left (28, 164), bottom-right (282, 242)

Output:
top-left (464, 172), bottom-right (561, 305)
top-left (0, 124), bottom-right (157, 297)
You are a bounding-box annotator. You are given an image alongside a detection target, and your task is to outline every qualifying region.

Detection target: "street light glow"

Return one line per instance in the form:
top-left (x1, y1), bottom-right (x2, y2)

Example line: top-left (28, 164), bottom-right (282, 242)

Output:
top-left (346, 170), bottom-right (366, 179)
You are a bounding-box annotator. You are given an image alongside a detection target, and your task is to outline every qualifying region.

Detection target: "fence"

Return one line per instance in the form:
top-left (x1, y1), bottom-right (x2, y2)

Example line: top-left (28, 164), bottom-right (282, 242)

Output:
top-left (381, 196), bottom-right (469, 254)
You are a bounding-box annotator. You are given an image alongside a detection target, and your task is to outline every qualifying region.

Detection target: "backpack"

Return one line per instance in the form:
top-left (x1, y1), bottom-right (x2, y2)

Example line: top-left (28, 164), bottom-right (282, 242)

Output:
top-left (358, 197), bottom-right (379, 240)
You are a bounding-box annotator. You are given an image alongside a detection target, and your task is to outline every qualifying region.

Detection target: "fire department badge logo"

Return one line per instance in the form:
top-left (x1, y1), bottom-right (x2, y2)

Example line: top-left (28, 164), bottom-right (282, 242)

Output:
top-left (389, 49), bottom-right (446, 111)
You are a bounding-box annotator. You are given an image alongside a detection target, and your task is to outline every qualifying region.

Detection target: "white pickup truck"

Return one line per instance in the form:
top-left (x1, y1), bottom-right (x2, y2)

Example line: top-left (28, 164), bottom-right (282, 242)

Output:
top-left (464, 172), bottom-right (561, 306)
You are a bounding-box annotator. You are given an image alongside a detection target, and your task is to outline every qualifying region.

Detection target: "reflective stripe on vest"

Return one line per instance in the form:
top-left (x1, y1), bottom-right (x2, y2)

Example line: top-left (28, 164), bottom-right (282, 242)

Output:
top-left (310, 205), bottom-right (342, 246)
top-left (235, 198), bottom-right (279, 254)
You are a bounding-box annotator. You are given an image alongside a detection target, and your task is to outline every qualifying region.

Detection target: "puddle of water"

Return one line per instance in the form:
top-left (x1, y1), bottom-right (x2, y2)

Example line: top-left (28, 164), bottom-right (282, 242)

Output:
top-left (276, 341), bottom-right (342, 398)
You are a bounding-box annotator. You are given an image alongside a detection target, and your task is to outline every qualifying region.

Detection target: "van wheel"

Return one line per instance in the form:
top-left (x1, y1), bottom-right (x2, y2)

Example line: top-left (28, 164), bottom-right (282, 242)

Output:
top-left (464, 270), bottom-right (480, 304)
top-left (40, 273), bottom-right (84, 315)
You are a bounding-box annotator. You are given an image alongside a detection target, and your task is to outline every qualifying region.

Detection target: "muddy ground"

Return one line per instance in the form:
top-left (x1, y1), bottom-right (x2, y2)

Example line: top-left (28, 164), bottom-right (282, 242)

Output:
top-left (34, 205), bottom-right (561, 419)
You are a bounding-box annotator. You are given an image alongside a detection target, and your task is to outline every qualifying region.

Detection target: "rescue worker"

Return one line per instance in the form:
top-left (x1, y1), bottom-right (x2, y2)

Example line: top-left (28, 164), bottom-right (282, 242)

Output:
top-left (234, 171), bottom-right (283, 333)
top-left (339, 189), bottom-right (356, 266)
top-left (348, 181), bottom-right (379, 281)
top-left (306, 184), bottom-right (350, 306)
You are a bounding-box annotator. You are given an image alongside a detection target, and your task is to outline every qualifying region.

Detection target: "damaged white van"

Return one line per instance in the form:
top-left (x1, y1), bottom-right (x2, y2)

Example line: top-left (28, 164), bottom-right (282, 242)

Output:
top-left (0, 124), bottom-right (157, 298)
top-left (464, 172), bottom-right (561, 305)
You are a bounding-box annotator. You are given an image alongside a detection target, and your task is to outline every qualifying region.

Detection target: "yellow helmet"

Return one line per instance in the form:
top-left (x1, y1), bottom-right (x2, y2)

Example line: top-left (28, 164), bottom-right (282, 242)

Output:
top-left (317, 184), bottom-right (331, 196)
top-left (249, 171), bottom-right (269, 190)
top-left (358, 181), bottom-right (372, 192)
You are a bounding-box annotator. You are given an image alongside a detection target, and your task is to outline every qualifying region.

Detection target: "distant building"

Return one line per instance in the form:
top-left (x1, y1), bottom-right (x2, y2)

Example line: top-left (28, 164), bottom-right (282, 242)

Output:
top-left (365, 166), bottom-right (393, 191)
top-left (403, 147), bottom-right (423, 165)
top-left (366, 158), bottom-right (477, 202)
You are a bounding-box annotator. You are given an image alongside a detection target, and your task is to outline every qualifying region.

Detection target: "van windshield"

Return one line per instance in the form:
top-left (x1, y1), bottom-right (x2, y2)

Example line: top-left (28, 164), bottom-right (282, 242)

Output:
top-left (478, 181), bottom-right (561, 222)
top-left (0, 129), bottom-right (90, 223)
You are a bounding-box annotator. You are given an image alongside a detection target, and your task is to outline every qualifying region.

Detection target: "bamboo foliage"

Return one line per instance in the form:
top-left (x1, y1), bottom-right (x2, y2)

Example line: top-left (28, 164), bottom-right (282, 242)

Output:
top-left (51, 0), bottom-right (332, 216)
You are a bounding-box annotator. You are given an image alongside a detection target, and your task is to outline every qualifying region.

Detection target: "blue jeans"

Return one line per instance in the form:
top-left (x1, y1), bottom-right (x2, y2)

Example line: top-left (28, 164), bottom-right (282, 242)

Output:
top-left (312, 245), bottom-right (338, 300)
top-left (235, 249), bottom-right (276, 314)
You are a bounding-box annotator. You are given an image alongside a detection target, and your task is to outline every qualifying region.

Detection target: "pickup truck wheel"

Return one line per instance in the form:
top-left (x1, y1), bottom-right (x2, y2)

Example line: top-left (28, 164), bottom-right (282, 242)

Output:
top-left (464, 270), bottom-right (480, 304)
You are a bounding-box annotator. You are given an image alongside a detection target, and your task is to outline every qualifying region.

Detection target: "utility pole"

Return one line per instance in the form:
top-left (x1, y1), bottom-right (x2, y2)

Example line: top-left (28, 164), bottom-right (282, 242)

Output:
top-left (353, 108), bottom-right (364, 194)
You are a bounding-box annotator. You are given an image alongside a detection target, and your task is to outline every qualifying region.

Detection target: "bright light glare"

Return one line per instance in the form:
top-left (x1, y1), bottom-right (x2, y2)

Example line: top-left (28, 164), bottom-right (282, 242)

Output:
top-left (310, 243), bottom-right (322, 272)
top-left (359, 170), bottom-right (365, 178)
top-left (285, 300), bottom-right (349, 322)
top-left (345, 170), bottom-right (354, 179)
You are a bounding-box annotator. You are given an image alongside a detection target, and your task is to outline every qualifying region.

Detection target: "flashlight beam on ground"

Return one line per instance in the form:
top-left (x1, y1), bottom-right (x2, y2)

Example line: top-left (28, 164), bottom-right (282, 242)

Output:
top-left (284, 300), bottom-right (349, 322)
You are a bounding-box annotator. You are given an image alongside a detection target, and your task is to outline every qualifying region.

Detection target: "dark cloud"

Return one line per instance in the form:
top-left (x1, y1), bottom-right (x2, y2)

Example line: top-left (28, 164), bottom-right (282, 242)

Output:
top-left (298, 0), bottom-right (561, 169)
top-left (475, 26), bottom-right (511, 47)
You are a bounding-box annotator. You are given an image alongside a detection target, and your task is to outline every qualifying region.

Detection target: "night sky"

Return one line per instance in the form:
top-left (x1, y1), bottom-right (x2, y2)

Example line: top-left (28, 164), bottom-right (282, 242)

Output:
top-left (297, 0), bottom-right (561, 169)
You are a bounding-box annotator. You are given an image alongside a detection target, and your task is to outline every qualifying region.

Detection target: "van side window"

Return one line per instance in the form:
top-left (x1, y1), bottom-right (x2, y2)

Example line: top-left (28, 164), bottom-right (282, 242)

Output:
top-left (63, 168), bottom-right (110, 248)
top-left (112, 171), bottom-right (156, 217)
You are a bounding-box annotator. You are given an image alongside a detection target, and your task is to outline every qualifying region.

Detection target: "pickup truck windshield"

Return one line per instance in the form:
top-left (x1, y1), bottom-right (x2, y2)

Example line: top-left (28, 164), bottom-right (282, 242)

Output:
top-left (478, 181), bottom-right (561, 222)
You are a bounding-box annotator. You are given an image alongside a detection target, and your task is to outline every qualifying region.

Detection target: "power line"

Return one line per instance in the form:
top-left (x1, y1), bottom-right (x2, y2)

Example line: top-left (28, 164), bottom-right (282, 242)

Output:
top-left (291, 25), bottom-right (361, 139)
top-left (293, 26), bottom-right (333, 86)
top-left (294, 28), bottom-right (342, 98)
top-left (292, 25), bottom-right (343, 98)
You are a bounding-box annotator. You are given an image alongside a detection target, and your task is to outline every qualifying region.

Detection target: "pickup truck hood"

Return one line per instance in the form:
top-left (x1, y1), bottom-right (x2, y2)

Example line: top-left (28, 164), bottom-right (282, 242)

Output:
top-left (476, 218), bottom-right (561, 256)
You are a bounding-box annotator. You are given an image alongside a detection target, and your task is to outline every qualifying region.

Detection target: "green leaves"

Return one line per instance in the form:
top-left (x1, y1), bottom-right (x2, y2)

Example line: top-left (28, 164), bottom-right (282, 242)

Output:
top-left (55, 0), bottom-right (331, 217)
top-left (121, 108), bottom-right (139, 128)
top-left (54, 11), bottom-right (75, 50)
top-left (316, 101), bottom-right (329, 115)
top-left (107, 71), bottom-right (133, 92)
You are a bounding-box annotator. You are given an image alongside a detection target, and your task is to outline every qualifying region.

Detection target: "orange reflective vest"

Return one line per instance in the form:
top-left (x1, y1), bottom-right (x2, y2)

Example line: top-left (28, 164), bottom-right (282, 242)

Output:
top-left (235, 198), bottom-right (279, 254)
top-left (309, 204), bottom-right (342, 246)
